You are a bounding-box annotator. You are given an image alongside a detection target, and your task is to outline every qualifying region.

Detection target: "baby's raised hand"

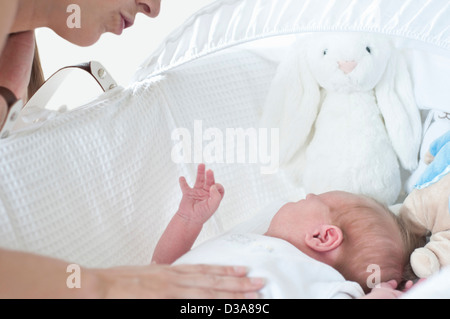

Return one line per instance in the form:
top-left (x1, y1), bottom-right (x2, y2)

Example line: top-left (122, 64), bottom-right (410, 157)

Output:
top-left (152, 165), bottom-right (225, 264)
top-left (177, 164), bottom-right (225, 225)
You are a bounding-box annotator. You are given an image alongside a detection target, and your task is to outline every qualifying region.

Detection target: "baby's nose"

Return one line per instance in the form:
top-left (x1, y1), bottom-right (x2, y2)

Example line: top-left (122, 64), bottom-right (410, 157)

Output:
top-left (338, 60), bottom-right (358, 74)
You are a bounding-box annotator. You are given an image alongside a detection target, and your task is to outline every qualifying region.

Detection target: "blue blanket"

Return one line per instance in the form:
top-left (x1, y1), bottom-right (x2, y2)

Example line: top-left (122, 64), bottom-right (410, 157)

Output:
top-left (415, 131), bottom-right (450, 190)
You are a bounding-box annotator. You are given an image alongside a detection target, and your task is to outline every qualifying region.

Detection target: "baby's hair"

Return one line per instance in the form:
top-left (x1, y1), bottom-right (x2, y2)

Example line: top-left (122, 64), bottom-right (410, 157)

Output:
top-left (331, 196), bottom-right (420, 293)
top-left (396, 212), bottom-right (428, 284)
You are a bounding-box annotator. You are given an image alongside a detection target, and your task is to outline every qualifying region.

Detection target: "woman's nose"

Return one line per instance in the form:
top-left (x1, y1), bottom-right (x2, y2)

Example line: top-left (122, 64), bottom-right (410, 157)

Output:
top-left (138, 0), bottom-right (161, 18)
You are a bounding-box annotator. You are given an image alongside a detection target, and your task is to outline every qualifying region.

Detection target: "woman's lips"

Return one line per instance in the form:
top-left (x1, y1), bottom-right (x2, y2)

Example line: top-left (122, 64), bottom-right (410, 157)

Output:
top-left (121, 14), bottom-right (134, 29)
top-left (114, 14), bottom-right (134, 35)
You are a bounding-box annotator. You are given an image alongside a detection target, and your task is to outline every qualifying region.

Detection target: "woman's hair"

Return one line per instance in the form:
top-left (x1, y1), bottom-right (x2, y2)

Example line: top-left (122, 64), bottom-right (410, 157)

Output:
top-left (332, 196), bottom-right (425, 293)
top-left (27, 38), bottom-right (45, 100)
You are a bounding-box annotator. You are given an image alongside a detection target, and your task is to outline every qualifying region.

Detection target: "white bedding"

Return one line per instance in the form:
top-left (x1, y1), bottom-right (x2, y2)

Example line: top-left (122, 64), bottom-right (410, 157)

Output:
top-left (175, 230), bottom-right (450, 299)
top-left (402, 266), bottom-right (450, 299)
top-left (174, 233), bottom-right (364, 299)
top-left (0, 47), bottom-right (304, 267)
top-left (0, 0), bottom-right (448, 298)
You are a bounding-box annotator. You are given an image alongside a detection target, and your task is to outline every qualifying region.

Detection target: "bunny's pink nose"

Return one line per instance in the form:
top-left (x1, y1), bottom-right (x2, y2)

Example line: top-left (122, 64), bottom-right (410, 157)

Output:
top-left (338, 61), bottom-right (358, 74)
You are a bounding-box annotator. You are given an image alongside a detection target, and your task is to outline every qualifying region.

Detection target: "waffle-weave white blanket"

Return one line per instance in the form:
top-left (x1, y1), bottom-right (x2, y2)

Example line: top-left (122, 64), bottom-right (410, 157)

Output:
top-left (0, 48), bottom-right (303, 267)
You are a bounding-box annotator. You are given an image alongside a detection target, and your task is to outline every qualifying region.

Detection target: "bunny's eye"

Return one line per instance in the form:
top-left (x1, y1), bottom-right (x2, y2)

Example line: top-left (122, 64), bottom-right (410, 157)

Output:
top-left (366, 46), bottom-right (372, 54)
top-left (323, 49), bottom-right (328, 56)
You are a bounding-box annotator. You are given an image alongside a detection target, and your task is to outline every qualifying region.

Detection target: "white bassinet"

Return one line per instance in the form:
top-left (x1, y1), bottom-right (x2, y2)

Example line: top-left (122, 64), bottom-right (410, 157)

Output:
top-left (0, 0), bottom-right (449, 298)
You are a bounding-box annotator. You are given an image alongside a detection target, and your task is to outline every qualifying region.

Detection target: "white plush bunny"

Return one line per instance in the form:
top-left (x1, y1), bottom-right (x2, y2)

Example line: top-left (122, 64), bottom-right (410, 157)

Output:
top-left (260, 33), bottom-right (422, 205)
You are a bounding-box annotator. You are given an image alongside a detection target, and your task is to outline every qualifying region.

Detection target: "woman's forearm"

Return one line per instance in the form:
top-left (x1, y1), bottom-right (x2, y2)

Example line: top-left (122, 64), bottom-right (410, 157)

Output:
top-left (0, 247), bottom-right (265, 299)
top-left (0, 247), bottom-right (100, 298)
top-left (0, 1), bottom-right (17, 52)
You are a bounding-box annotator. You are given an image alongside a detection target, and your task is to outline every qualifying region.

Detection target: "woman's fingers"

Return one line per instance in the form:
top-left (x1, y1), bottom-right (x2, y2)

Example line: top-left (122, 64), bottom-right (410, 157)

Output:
top-left (169, 286), bottom-right (261, 299)
top-left (170, 264), bottom-right (265, 298)
top-left (98, 264), bottom-right (265, 299)
top-left (171, 264), bottom-right (248, 277)
top-left (177, 273), bottom-right (265, 293)
top-left (171, 264), bottom-right (265, 290)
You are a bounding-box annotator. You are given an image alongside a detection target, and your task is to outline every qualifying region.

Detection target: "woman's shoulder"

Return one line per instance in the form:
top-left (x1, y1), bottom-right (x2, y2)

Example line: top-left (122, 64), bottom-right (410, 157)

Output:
top-left (0, 0), bottom-right (18, 14)
top-left (0, 0), bottom-right (19, 44)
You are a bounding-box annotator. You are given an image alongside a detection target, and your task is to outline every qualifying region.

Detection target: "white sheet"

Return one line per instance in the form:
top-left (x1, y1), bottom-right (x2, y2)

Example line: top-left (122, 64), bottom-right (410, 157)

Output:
top-left (402, 266), bottom-right (450, 299)
top-left (174, 233), bottom-right (364, 299)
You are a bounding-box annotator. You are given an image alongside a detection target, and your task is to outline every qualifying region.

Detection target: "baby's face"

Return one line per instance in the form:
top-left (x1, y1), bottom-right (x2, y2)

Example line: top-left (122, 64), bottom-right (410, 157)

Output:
top-left (266, 191), bottom-right (379, 247)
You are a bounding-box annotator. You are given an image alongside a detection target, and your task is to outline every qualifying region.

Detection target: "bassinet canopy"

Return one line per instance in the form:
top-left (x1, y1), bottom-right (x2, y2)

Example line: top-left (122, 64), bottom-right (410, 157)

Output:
top-left (0, 0), bottom-right (448, 269)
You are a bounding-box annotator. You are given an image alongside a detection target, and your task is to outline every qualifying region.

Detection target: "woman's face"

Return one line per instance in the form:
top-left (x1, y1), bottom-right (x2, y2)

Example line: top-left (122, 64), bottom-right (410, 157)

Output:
top-left (53, 0), bottom-right (161, 46)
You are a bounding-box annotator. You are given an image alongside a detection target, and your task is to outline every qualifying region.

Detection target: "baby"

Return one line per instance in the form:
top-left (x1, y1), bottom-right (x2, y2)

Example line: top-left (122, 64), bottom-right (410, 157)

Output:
top-left (152, 164), bottom-right (420, 298)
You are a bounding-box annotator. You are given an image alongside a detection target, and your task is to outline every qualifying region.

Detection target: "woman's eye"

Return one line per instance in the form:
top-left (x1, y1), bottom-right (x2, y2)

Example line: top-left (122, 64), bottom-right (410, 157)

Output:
top-left (366, 46), bottom-right (372, 54)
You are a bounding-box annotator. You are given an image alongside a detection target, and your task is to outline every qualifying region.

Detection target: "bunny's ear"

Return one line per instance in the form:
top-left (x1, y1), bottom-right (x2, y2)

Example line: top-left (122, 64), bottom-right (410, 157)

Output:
top-left (260, 40), bottom-right (320, 165)
top-left (375, 50), bottom-right (422, 171)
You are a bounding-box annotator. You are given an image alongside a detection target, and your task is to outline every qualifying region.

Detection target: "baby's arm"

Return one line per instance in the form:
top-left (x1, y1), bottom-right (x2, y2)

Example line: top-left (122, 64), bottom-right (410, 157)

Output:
top-left (152, 164), bottom-right (224, 264)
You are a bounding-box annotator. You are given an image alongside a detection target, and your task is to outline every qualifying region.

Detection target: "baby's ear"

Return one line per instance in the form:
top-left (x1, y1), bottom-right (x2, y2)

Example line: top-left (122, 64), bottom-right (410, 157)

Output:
top-left (305, 225), bottom-right (343, 252)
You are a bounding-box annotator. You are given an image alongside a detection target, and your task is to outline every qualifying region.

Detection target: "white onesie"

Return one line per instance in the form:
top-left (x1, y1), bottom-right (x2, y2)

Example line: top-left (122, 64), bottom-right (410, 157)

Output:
top-left (174, 233), bottom-right (364, 299)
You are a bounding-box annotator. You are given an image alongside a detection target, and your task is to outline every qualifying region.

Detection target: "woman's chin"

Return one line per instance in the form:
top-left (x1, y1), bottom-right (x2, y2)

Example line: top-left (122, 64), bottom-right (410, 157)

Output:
top-left (57, 29), bottom-right (102, 47)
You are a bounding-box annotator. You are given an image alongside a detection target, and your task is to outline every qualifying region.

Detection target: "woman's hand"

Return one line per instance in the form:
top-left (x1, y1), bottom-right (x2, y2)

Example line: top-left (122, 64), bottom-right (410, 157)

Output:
top-left (93, 263), bottom-right (264, 299)
top-left (0, 247), bottom-right (264, 299)
top-left (177, 164), bottom-right (225, 225)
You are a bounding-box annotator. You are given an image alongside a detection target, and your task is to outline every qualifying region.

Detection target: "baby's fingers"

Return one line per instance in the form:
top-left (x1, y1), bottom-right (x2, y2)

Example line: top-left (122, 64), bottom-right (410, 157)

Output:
top-left (205, 169), bottom-right (216, 189)
top-left (208, 184), bottom-right (224, 212)
top-left (214, 183), bottom-right (225, 198)
top-left (179, 176), bottom-right (190, 193)
top-left (382, 280), bottom-right (398, 290)
top-left (194, 164), bottom-right (206, 189)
